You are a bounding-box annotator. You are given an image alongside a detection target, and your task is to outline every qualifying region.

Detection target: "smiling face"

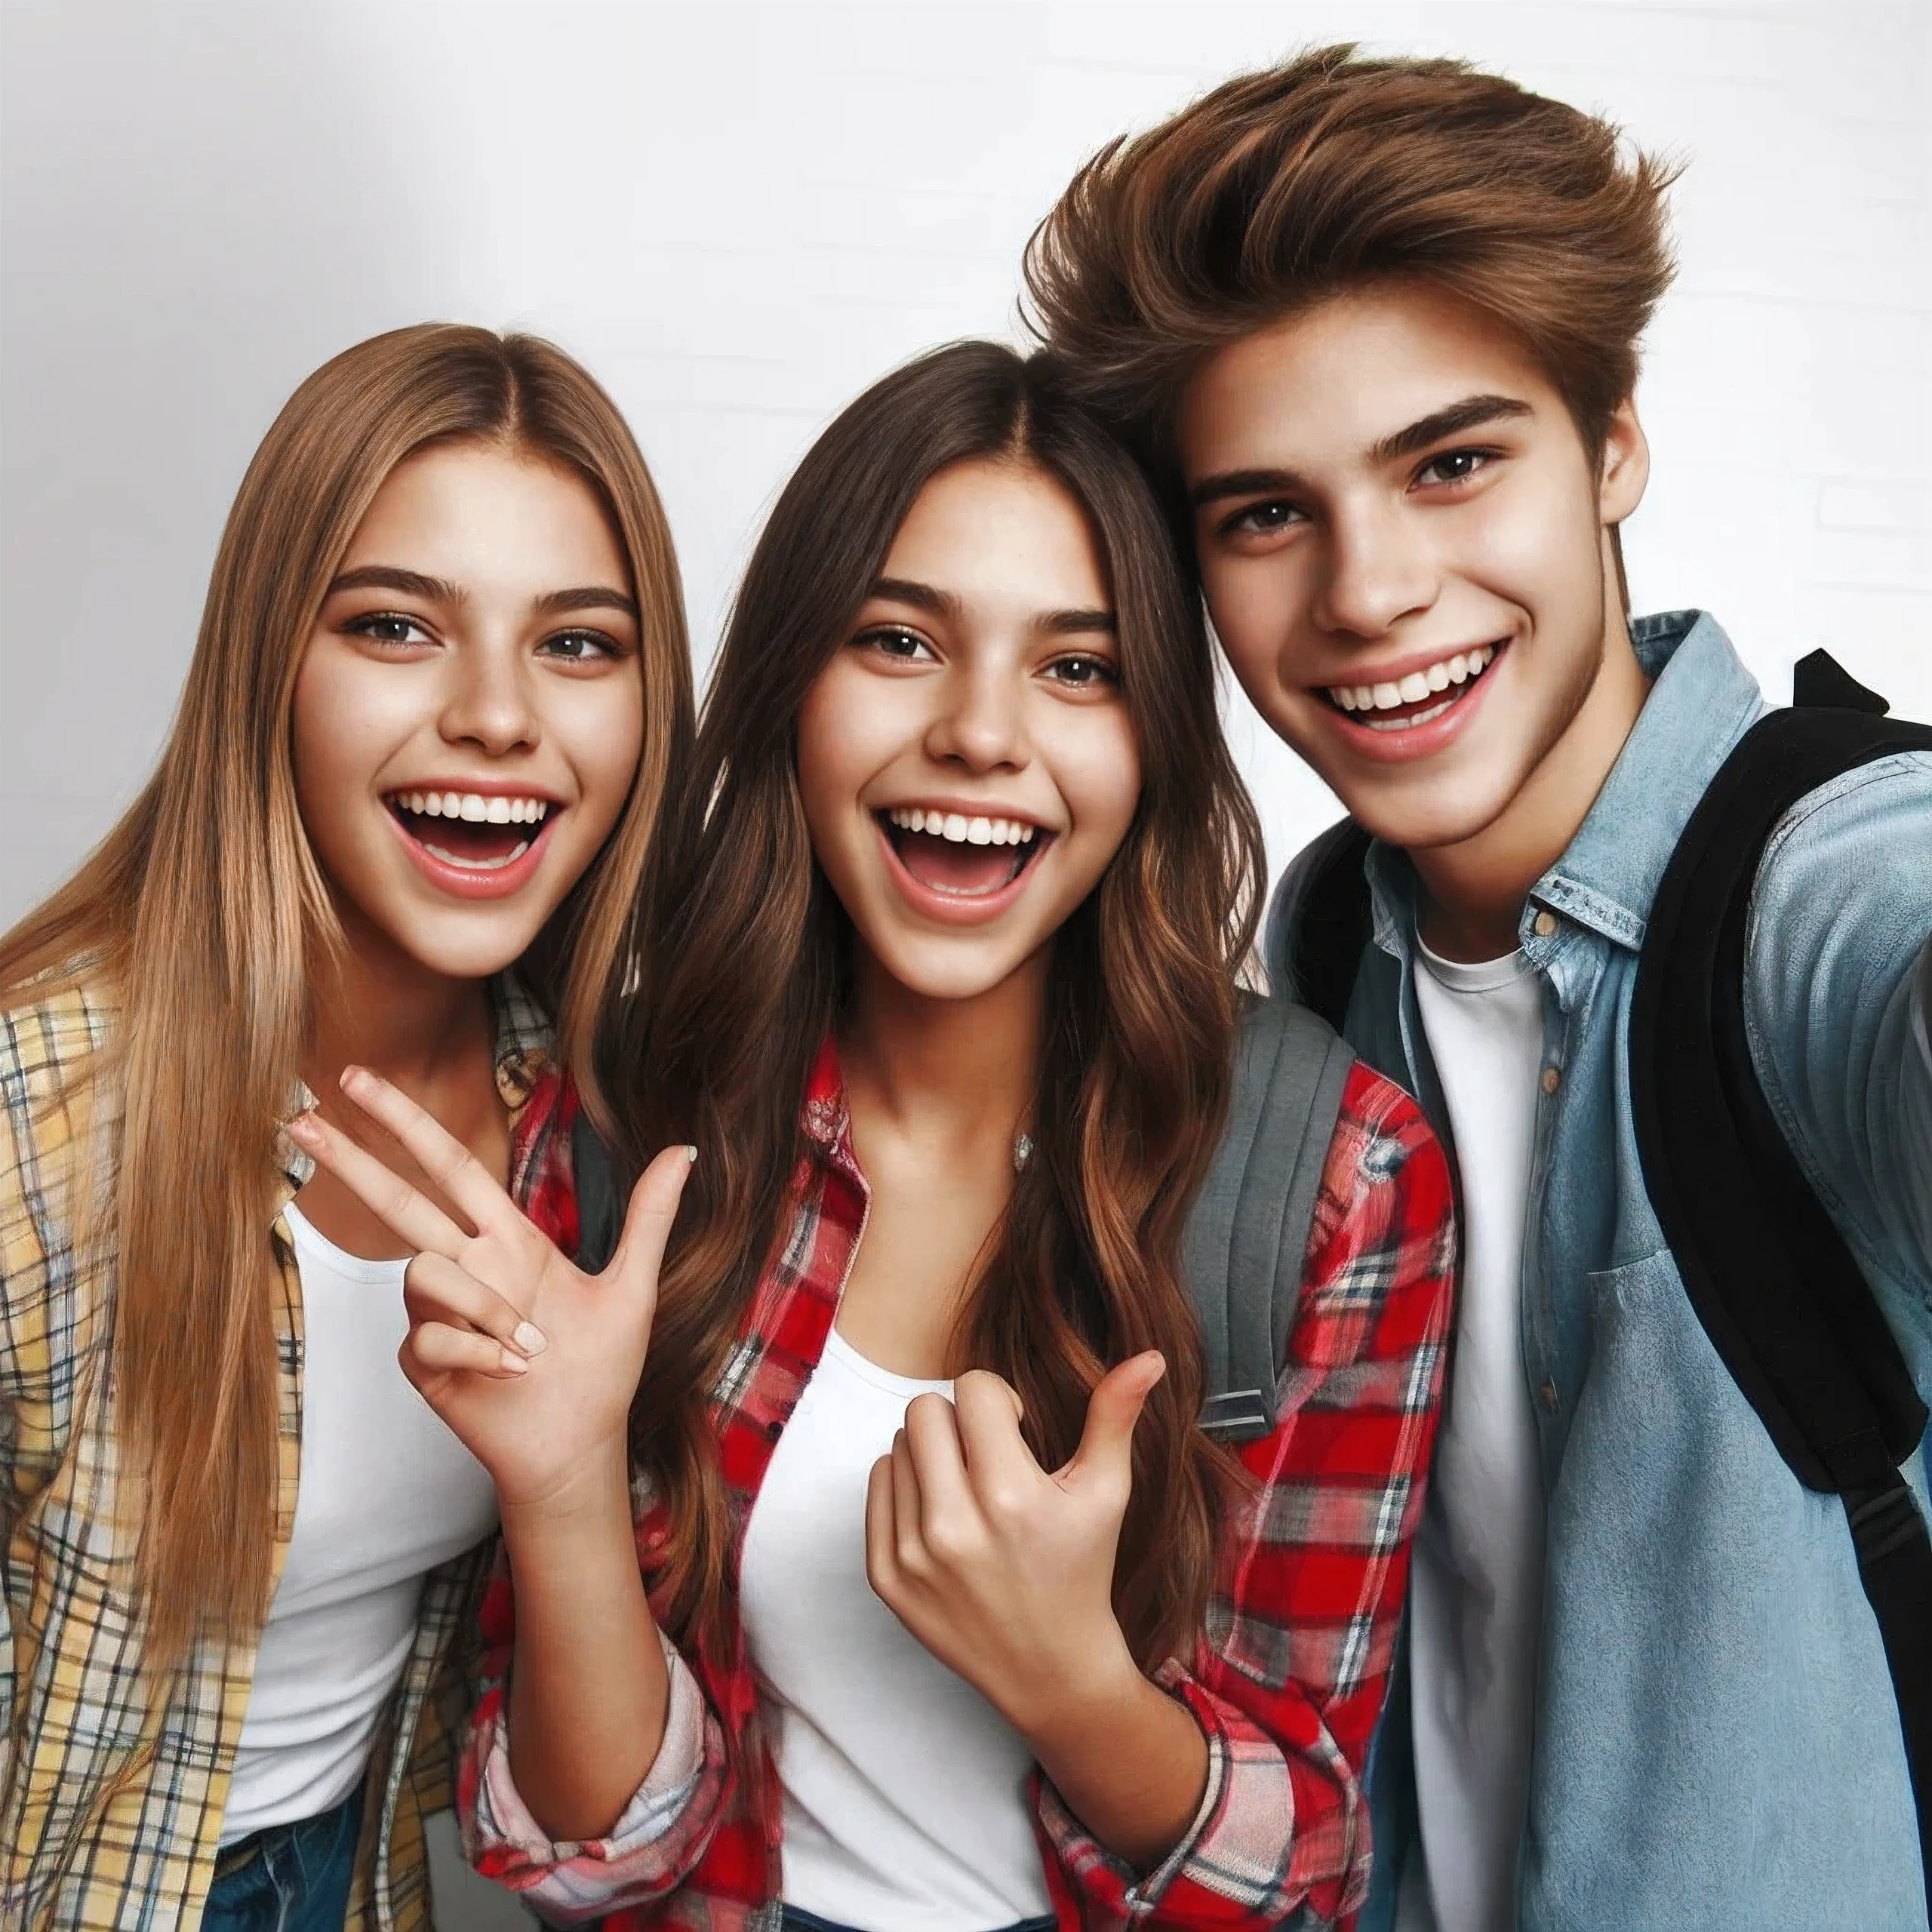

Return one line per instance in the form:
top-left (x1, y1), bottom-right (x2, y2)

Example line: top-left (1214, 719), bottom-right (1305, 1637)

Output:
top-left (795, 457), bottom-right (1141, 1005)
top-left (291, 439), bottom-right (646, 983)
top-left (1179, 283), bottom-right (1650, 860)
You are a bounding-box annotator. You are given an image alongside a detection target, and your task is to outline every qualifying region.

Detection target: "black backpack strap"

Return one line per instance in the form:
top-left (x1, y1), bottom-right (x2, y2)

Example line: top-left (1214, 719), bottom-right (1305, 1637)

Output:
top-left (1183, 997), bottom-right (1356, 1441)
top-left (1631, 652), bottom-right (1932, 1900)
top-left (1271, 817), bottom-right (1375, 1032)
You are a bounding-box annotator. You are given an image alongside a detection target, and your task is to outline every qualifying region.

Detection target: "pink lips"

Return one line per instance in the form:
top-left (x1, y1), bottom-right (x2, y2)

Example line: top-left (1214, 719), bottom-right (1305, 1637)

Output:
top-left (1320, 641), bottom-right (1508, 764)
top-left (873, 815), bottom-right (1053, 926)
top-left (386, 802), bottom-right (560, 900)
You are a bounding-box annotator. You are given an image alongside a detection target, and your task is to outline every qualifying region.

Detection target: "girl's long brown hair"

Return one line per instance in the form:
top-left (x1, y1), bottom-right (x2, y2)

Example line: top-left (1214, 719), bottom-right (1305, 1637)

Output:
top-left (619, 343), bottom-right (1263, 1673)
top-left (0, 325), bottom-right (694, 1668)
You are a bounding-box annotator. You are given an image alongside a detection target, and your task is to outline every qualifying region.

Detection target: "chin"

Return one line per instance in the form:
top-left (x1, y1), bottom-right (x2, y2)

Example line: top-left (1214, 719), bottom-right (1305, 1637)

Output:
top-left (380, 909), bottom-right (552, 985)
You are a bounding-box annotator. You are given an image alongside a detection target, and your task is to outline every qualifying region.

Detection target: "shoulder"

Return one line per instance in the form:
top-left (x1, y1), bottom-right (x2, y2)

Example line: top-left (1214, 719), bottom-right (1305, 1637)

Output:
top-left (0, 971), bottom-right (116, 1200)
top-left (1305, 1060), bottom-right (1455, 1291)
top-left (1748, 746), bottom-right (1932, 1003)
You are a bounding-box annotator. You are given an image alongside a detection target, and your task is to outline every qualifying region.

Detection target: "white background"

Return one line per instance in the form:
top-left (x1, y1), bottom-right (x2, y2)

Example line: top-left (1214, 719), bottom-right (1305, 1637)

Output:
top-left (2, 3), bottom-right (1927, 1921)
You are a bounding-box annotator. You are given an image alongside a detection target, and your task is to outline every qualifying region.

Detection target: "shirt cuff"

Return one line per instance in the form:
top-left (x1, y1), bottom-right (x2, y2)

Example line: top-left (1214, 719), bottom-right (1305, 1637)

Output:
top-left (473, 1624), bottom-right (709, 1866)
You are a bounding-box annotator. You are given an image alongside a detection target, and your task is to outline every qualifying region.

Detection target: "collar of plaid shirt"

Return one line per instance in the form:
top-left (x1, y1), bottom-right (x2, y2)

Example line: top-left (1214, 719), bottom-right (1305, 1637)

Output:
top-left (0, 969), bottom-right (555, 1932)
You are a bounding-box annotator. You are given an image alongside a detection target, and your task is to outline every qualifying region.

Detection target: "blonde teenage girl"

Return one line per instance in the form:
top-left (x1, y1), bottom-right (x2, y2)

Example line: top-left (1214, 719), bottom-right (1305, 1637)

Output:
top-left (0, 325), bottom-right (692, 1931)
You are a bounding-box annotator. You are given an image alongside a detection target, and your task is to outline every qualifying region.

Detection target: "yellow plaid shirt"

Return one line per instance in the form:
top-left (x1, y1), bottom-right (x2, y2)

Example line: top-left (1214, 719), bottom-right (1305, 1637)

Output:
top-left (0, 972), bottom-right (554, 1930)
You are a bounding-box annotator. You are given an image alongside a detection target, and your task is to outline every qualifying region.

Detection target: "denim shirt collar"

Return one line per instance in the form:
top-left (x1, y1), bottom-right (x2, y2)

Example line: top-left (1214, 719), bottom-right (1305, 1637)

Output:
top-left (1362, 611), bottom-right (1766, 959)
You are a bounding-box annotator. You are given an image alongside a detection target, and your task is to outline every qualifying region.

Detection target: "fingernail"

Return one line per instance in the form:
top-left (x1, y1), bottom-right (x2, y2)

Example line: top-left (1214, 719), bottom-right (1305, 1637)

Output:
top-left (286, 1113), bottom-right (321, 1143)
top-left (498, 1349), bottom-right (530, 1376)
top-left (340, 1066), bottom-right (375, 1098)
top-left (512, 1321), bottom-right (547, 1357)
top-left (685, 1145), bottom-right (697, 1164)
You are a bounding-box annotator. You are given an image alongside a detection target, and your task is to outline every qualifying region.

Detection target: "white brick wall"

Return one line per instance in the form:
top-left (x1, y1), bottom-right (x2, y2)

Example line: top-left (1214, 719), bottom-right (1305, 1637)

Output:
top-left (3, 1), bottom-right (1925, 927)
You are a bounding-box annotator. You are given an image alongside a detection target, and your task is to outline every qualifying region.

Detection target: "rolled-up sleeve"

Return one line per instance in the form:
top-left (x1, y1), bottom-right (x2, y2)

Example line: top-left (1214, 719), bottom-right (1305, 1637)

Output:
top-left (457, 1556), bottom-right (733, 1924)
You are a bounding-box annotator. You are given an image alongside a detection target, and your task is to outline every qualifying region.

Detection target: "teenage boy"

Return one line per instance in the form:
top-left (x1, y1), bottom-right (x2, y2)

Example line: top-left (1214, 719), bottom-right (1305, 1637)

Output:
top-left (1028, 45), bottom-right (1932, 1932)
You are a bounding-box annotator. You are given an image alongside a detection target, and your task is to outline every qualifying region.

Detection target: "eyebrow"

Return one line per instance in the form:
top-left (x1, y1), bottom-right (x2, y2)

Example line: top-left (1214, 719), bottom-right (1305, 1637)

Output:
top-left (1187, 392), bottom-right (1536, 509)
top-left (325, 565), bottom-right (636, 622)
top-left (868, 577), bottom-right (1115, 638)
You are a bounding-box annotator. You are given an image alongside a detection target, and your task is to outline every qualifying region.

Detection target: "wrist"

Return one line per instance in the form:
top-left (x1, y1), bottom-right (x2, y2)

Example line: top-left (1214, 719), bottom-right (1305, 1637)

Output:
top-left (499, 1438), bottom-right (633, 1546)
top-left (1008, 1623), bottom-right (1148, 1753)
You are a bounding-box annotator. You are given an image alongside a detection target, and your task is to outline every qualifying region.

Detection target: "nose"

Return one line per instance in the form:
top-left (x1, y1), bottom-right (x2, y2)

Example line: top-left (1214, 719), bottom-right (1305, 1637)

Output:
top-left (923, 654), bottom-right (1028, 773)
top-left (438, 639), bottom-right (540, 756)
top-left (1312, 495), bottom-right (1439, 639)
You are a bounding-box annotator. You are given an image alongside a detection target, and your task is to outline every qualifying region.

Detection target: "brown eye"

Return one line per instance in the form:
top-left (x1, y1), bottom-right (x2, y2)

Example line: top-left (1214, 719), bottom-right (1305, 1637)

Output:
top-left (854, 626), bottom-right (936, 663)
top-left (1416, 449), bottom-right (1491, 487)
top-left (346, 611), bottom-right (430, 647)
top-left (1045, 653), bottom-right (1118, 688)
top-left (539, 629), bottom-right (619, 663)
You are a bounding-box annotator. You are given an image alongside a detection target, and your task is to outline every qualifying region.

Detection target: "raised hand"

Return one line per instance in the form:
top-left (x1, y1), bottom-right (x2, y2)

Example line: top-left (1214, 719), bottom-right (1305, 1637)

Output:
top-left (286, 1067), bottom-right (691, 1512)
top-left (863, 1351), bottom-right (1165, 1738)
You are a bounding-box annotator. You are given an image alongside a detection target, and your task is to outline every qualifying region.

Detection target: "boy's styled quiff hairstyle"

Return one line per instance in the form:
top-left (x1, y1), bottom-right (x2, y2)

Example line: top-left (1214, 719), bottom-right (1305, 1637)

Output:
top-left (1025, 44), bottom-right (1678, 466)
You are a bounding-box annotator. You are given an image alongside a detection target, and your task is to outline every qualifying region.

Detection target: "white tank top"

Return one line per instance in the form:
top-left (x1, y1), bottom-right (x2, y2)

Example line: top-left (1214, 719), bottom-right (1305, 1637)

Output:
top-left (737, 1327), bottom-right (1053, 1932)
top-left (220, 1198), bottom-right (500, 1844)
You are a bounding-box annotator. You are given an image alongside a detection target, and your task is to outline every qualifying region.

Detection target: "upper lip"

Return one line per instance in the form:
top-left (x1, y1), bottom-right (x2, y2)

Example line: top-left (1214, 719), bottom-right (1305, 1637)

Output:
top-left (1308, 637), bottom-right (1509, 695)
top-left (383, 780), bottom-right (565, 803)
top-left (875, 798), bottom-right (1055, 833)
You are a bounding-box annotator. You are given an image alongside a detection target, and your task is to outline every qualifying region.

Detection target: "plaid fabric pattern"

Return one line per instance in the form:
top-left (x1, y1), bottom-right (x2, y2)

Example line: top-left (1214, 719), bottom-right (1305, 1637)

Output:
top-left (0, 970), bottom-right (555, 1932)
top-left (466, 1039), bottom-right (1454, 1931)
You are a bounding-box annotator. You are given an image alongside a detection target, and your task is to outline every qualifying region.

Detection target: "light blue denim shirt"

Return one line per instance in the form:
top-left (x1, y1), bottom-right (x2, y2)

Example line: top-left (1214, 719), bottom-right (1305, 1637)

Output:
top-left (1266, 611), bottom-right (1932, 1930)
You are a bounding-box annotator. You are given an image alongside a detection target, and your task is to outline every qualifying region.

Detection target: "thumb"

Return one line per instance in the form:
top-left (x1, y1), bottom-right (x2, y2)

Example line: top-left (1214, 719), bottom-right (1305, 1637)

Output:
top-left (1060, 1350), bottom-right (1165, 1492)
top-left (602, 1143), bottom-right (697, 1303)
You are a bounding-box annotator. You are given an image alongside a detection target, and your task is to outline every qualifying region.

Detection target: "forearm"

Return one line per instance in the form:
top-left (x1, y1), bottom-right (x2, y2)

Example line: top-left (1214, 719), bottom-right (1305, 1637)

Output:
top-left (502, 1447), bottom-right (669, 1840)
top-left (1021, 1647), bottom-right (1209, 1874)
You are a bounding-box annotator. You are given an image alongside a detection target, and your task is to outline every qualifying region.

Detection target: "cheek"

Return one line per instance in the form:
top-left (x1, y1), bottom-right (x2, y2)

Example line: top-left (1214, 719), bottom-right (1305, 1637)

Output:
top-left (1461, 469), bottom-right (1601, 614)
top-left (795, 663), bottom-right (905, 842)
top-left (554, 674), bottom-right (648, 827)
top-left (1059, 714), bottom-right (1143, 856)
top-left (289, 648), bottom-right (385, 827)
top-left (1201, 553), bottom-right (1303, 691)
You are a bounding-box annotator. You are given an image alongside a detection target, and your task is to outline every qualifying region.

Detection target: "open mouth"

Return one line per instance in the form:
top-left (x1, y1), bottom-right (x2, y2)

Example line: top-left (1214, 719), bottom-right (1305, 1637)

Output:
top-left (876, 805), bottom-right (1051, 899)
top-left (384, 788), bottom-right (555, 872)
top-left (1321, 641), bottom-right (1506, 731)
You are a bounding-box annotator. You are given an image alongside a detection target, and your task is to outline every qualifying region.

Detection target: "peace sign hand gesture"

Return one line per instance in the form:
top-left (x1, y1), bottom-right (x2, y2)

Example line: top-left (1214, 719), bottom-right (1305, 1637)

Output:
top-left (286, 1067), bottom-right (692, 1515)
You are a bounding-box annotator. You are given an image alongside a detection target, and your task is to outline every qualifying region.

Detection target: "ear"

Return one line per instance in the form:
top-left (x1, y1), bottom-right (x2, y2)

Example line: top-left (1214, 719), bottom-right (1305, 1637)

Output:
top-left (1598, 397), bottom-right (1650, 527)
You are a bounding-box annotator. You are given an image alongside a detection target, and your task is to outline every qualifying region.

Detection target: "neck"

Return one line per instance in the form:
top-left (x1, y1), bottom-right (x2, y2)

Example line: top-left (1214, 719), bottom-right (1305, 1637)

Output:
top-left (1411, 593), bottom-right (1650, 963)
top-left (838, 945), bottom-right (1045, 1158)
top-left (303, 904), bottom-right (493, 1098)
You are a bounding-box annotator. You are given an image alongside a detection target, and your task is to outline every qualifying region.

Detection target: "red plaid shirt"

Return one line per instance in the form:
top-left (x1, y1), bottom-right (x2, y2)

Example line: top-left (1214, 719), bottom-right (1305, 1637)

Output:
top-left (462, 1040), bottom-right (1453, 1930)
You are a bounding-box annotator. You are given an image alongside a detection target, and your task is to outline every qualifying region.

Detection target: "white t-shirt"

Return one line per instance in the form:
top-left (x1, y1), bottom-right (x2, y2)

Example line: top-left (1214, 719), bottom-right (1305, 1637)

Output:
top-left (221, 1198), bottom-right (500, 1844)
top-left (737, 1327), bottom-right (1052, 1932)
top-left (1401, 940), bottom-right (1548, 1932)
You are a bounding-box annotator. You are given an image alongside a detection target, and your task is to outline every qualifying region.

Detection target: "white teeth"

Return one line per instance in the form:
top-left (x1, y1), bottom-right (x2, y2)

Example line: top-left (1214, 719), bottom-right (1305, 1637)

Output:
top-left (885, 806), bottom-right (1038, 846)
top-left (391, 792), bottom-right (549, 821)
top-left (1327, 644), bottom-right (1501, 715)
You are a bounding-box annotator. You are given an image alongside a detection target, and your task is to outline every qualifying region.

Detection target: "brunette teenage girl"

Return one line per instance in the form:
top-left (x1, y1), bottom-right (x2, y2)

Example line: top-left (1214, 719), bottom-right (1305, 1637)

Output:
top-left (0, 325), bottom-right (692, 1930)
top-left (296, 344), bottom-right (1454, 1931)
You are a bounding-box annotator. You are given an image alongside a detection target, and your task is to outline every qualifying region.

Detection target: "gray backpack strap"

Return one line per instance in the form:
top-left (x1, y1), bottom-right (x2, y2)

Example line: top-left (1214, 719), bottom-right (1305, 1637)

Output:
top-left (1183, 997), bottom-right (1356, 1442)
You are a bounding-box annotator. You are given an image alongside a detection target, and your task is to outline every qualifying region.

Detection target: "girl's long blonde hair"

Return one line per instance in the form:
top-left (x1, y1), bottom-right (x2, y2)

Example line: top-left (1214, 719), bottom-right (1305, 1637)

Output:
top-left (0, 325), bottom-right (694, 1667)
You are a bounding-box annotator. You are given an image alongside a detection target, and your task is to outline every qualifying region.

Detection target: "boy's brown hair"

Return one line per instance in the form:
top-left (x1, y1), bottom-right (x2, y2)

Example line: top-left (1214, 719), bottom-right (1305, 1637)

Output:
top-left (1024, 44), bottom-right (1679, 472)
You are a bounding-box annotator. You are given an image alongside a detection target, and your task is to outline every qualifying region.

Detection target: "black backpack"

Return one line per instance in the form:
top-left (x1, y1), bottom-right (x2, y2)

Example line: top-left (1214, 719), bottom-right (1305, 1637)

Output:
top-left (569, 995), bottom-right (1356, 1450)
top-left (1277, 648), bottom-right (1932, 1905)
